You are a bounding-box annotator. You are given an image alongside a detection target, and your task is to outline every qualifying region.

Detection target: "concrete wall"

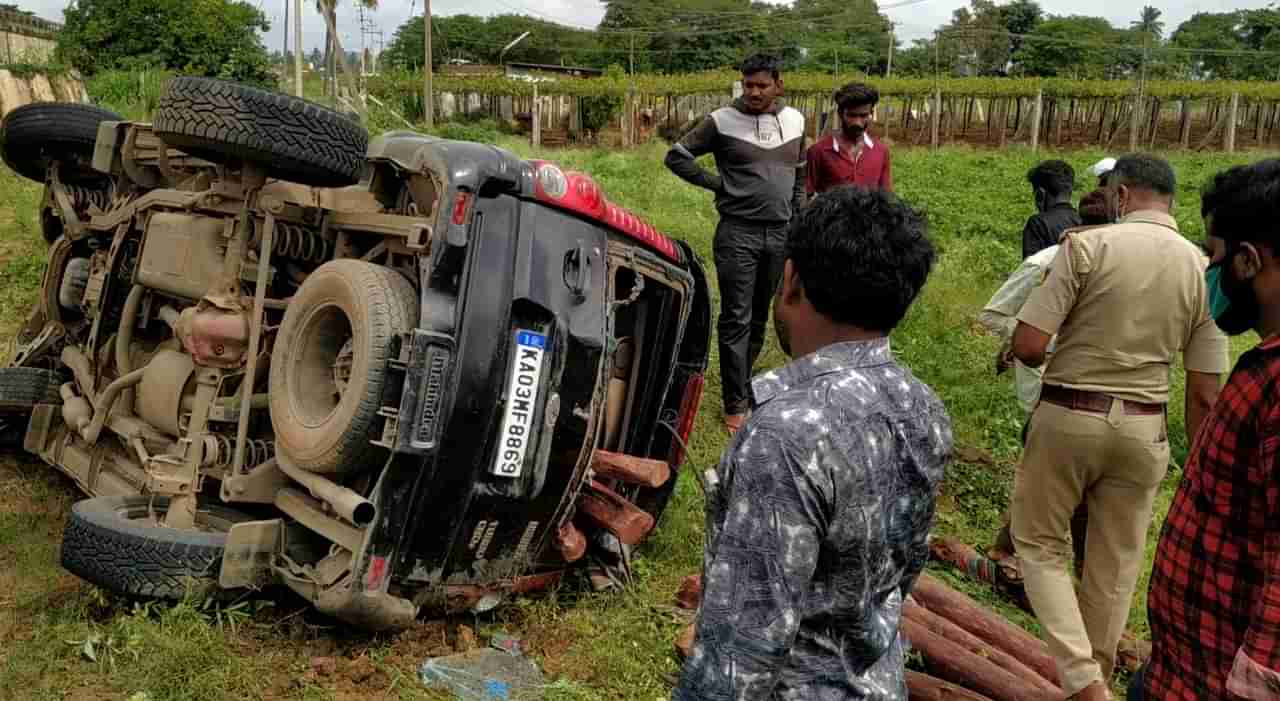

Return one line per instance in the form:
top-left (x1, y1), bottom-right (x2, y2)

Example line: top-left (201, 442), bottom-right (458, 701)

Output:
top-left (0, 32), bottom-right (54, 62)
top-left (0, 70), bottom-right (88, 117)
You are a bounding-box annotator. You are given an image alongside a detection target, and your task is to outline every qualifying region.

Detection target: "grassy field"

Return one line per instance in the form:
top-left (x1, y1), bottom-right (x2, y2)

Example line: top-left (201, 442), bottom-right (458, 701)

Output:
top-left (0, 138), bottom-right (1269, 700)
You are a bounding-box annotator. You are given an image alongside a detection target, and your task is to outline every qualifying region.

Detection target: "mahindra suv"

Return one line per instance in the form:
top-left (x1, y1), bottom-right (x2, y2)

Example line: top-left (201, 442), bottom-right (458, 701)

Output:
top-left (0, 77), bottom-right (710, 630)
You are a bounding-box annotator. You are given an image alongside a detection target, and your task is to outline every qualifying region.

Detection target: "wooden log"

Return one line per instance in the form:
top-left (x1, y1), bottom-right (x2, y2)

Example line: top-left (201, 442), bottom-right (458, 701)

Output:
top-left (926, 540), bottom-right (1151, 676)
top-left (911, 573), bottom-right (1059, 684)
top-left (907, 671), bottom-right (996, 701)
top-left (904, 600), bottom-right (1061, 694)
top-left (901, 616), bottom-right (1053, 701)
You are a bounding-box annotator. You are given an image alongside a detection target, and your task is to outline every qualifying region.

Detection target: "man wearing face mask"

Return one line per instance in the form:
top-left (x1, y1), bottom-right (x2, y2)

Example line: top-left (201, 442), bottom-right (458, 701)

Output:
top-left (805, 82), bottom-right (892, 196)
top-left (1136, 160), bottom-right (1280, 700)
top-left (1009, 154), bottom-right (1228, 700)
top-left (1020, 160), bottom-right (1082, 259)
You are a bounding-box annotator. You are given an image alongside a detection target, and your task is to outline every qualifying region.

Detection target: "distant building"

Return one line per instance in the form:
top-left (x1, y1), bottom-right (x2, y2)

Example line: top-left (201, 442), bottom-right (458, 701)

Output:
top-left (504, 62), bottom-right (603, 80)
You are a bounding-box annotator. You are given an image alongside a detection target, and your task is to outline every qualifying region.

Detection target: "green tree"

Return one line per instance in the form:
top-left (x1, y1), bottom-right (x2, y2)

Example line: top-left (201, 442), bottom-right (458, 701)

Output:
top-left (384, 14), bottom-right (606, 71)
top-left (1015, 15), bottom-right (1126, 78)
top-left (56, 0), bottom-right (274, 84)
top-left (1170, 12), bottom-right (1247, 79)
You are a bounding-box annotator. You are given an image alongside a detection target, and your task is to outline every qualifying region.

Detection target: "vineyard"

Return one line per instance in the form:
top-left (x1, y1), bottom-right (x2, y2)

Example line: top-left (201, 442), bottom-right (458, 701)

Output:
top-left (367, 70), bottom-right (1280, 152)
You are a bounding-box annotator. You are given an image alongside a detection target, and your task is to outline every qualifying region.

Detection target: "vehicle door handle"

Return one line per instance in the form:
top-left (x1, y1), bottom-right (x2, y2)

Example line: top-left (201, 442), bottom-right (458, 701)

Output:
top-left (563, 242), bottom-right (591, 300)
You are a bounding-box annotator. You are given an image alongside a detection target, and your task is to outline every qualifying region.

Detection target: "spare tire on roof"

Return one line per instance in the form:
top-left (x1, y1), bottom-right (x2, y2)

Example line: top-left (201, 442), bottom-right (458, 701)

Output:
top-left (153, 77), bottom-right (368, 187)
top-left (0, 102), bottom-right (121, 183)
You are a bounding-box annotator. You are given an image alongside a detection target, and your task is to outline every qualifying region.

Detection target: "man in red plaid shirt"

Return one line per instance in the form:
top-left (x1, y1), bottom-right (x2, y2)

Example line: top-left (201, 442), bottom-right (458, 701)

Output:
top-left (1138, 159), bottom-right (1280, 699)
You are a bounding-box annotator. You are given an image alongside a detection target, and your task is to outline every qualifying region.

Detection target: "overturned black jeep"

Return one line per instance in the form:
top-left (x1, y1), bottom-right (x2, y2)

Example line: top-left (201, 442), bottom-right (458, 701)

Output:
top-left (0, 77), bottom-right (710, 629)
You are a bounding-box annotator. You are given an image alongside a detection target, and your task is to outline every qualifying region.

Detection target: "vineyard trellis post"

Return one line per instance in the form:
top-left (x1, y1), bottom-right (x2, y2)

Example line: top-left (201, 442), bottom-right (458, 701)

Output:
top-left (930, 88), bottom-right (941, 150)
top-left (293, 0), bottom-right (302, 97)
top-left (1179, 98), bottom-right (1191, 149)
top-left (423, 0), bottom-right (434, 129)
top-left (1226, 92), bottom-right (1239, 153)
top-left (1030, 89), bottom-right (1043, 152)
top-left (531, 83), bottom-right (540, 148)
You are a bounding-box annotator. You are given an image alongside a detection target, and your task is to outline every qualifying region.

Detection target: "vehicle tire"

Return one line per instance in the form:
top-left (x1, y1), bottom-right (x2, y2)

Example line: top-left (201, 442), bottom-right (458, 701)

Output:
top-left (270, 260), bottom-right (418, 474)
top-left (0, 102), bottom-right (121, 184)
top-left (153, 77), bottom-right (368, 187)
top-left (0, 367), bottom-right (63, 411)
top-left (0, 367), bottom-right (64, 448)
top-left (60, 496), bottom-right (249, 599)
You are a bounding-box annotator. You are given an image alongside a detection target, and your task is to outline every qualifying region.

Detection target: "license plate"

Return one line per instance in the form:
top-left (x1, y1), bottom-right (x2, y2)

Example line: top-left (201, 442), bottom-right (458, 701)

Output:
top-left (491, 330), bottom-right (547, 478)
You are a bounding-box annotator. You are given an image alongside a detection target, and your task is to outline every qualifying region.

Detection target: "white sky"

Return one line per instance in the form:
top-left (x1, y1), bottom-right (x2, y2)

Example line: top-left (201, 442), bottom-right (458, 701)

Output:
top-left (19, 0), bottom-right (1279, 55)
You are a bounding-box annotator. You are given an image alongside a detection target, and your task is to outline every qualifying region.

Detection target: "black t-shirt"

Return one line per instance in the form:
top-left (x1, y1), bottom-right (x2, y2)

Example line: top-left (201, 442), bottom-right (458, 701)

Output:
top-left (1022, 202), bottom-right (1082, 259)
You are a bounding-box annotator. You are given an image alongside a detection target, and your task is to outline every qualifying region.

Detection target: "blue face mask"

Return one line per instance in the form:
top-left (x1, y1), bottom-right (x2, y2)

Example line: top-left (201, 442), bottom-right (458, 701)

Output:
top-left (1206, 264), bottom-right (1232, 321)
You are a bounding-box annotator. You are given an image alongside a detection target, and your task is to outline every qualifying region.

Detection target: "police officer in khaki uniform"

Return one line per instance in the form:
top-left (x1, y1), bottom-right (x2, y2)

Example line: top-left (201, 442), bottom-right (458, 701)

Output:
top-left (1010, 154), bottom-right (1228, 700)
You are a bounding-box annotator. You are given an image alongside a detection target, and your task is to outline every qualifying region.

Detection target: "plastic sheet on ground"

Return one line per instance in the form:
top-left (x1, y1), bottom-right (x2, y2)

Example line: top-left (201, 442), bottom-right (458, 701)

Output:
top-left (420, 646), bottom-right (545, 700)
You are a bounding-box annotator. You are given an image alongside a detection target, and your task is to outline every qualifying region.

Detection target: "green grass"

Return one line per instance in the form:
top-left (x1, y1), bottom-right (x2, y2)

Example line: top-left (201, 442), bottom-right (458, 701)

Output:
top-left (0, 137), bottom-right (1271, 699)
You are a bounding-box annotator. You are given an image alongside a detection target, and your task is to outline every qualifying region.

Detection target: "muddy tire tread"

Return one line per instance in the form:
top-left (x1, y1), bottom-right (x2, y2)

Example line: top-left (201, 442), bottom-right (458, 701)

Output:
top-left (153, 77), bottom-right (367, 187)
top-left (0, 367), bottom-right (63, 411)
top-left (60, 496), bottom-right (240, 599)
top-left (0, 102), bottom-right (121, 183)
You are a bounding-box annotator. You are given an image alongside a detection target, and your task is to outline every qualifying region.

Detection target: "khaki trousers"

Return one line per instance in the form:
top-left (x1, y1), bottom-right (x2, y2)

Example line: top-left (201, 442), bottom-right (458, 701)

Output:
top-left (1011, 398), bottom-right (1169, 695)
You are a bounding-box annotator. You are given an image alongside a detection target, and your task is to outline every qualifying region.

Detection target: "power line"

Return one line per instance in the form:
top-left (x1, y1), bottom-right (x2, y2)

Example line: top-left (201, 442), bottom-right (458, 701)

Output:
top-left (936, 25), bottom-right (1280, 58)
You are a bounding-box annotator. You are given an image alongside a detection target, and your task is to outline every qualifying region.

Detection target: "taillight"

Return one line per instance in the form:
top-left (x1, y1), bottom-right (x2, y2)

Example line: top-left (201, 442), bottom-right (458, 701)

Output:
top-left (670, 373), bottom-right (705, 469)
top-left (451, 191), bottom-right (472, 225)
top-left (529, 160), bottom-right (680, 262)
top-left (534, 162), bottom-right (568, 199)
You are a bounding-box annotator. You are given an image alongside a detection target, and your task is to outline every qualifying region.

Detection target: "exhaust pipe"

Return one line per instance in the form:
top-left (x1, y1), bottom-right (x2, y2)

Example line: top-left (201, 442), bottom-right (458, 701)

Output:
top-left (274, 456), bottom-right (376, 527)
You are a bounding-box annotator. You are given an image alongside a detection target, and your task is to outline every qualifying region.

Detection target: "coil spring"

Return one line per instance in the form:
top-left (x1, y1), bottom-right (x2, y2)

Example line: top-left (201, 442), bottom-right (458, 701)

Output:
top-left (66, 183), bottom-right (112, 212)
top-left (207, 435), bottom-right (275, 470)
top-left (272, 222), bottom-right (331, 263)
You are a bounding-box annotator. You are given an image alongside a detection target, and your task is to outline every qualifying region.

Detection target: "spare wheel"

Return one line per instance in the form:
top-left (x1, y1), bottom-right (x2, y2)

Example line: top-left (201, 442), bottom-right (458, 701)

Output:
top-left (0, 102), bottom-right (122, 184)
top-left (153, 77), bottom-right (368, 187)
top-left (60, 496), bottom-right (250, 599)
top-left (270, 260), bottom-right (418, 474)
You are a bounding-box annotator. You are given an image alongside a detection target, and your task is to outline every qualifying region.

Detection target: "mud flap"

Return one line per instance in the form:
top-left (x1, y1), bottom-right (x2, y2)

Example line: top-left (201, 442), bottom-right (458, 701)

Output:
top-left (219, 519), bottom-right (284, 590)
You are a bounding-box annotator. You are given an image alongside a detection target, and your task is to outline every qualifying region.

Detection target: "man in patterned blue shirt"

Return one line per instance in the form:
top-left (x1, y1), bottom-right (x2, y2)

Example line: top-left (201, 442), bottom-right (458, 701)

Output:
top-left (672, 186), bottom-right (953, 700)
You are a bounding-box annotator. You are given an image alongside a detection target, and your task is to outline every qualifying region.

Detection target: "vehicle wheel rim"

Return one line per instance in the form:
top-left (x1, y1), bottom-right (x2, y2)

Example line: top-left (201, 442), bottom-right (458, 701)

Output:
top-left (332, 339), bottom-right (354, 398)
top-left (117, 501), bottom-right (238, 534)
top-left (290, 303), bottom-right (354, 428)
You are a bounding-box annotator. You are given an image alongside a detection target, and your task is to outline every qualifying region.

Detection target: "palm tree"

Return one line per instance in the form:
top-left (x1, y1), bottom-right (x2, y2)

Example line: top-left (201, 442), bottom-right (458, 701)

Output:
top-left (316, 0), bottom-right (377, 104)
top-left (1131, 6), bottom-right (1164, 41)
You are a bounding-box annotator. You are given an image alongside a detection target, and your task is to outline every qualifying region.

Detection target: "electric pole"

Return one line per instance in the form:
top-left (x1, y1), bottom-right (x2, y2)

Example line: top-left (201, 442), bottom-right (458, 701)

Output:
top-left (293, 0), bottom-right (303, 97)
top-left (283, 0), bottom-right (289, 66)
top-left (424, 0), bottom-right (433, 127)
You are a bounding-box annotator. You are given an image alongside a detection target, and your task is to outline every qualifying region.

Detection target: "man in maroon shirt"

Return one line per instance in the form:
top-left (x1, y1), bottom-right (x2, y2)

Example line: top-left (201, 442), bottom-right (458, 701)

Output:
top-left (805, 82), bottom-right (892, 196)
top-left (1137, 159), bottom-right (1280, 700)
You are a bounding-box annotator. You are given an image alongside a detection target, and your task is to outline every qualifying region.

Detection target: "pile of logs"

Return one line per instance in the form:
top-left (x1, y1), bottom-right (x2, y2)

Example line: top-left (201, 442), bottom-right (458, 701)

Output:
top-left (672, 533), bottom-right (1155, 699)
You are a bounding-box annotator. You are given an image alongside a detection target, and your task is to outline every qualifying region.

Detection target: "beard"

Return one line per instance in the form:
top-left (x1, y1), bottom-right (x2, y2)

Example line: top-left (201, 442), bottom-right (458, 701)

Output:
top-left (842, 124), bottom-right (864, 141)
top-left (1217, 265), bottom-right (1261, 336)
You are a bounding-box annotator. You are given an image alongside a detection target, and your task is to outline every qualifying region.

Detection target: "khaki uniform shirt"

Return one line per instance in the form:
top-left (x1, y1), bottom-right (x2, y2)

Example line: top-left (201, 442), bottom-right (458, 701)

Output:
top-left (1018, 210), bottom-right (1229, 405)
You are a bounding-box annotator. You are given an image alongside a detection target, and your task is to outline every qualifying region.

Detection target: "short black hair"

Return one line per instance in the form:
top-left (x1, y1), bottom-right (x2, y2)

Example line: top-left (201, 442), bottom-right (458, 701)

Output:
top-left (1110, 154), bottom-right (1176, 196)
top-left (1200, 164), bottom-right (1258, 220)
top-left (741, 53), bottom-right (781, 80)
top-left (1201, 159), bottom-right (1280, 250)
top-left (835, 82), bottom-right (879, 111)
top-left (1026, 160), bottom-right (1075, 199)
top-left (786, 187), bottom-right (935, 332)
